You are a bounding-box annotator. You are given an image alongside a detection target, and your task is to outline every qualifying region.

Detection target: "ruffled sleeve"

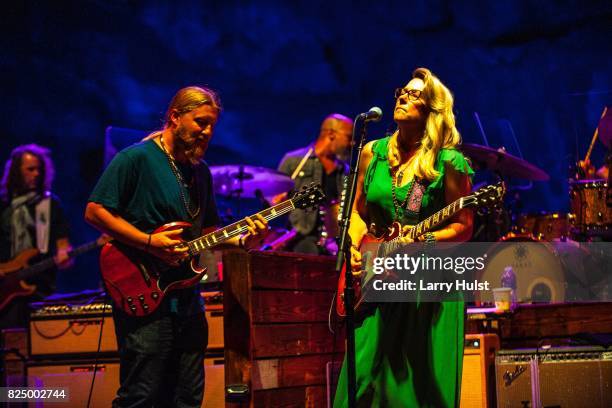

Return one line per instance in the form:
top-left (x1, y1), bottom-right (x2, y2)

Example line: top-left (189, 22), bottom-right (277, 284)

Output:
top-left (438, 148), bottom-right (474, 177)
top-left (428, 148), bottom-right (474, 191)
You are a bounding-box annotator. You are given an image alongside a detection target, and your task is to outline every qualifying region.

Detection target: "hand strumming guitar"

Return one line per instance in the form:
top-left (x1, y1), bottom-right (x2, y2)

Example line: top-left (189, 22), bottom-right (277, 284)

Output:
top-left (147, 228), bottom-right (190, 266)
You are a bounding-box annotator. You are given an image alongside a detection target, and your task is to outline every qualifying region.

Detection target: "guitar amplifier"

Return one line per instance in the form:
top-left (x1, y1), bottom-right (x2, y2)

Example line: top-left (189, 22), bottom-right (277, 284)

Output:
top-left (496, 346), bottom-right (612, 408)
top-left (27, 359), bottom-right (120, 406)
top-left (460, 334), bottom-right (499, 408)
top-left (202, 290), bottom-right (224, 350)
top-left (29, 302), bottom-right (118, 357)
top-left (1, 328), bottom-right (28, 387)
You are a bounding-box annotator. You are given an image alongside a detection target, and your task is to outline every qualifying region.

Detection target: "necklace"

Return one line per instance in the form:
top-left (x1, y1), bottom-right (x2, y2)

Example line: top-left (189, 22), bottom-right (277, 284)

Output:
top-left (390, 164), bottom-right (415, 222)
top-left (159, 134), bottom-right (200, 219)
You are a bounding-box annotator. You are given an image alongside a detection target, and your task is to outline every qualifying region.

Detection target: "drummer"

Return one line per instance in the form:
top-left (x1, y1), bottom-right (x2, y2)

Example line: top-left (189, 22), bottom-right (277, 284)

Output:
top-left (577, 159), bottom-right (609, 180)
top-left (272, 113), bottom-right (353, 254)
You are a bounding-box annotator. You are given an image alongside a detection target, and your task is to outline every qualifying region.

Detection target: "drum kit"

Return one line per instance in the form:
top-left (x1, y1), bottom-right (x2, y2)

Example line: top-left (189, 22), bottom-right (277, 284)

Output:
top-left (461, 141), bottom-right (611, 242)
top-left (466, 108), bottom-right (612, 304)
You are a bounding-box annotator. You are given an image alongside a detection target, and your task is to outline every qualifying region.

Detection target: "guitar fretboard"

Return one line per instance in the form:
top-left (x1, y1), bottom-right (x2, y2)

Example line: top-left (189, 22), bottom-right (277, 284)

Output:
top-left (408, 198), bottom-right (464, 239)
top-left (378, 197), bottom-right (465, 254)
top-left (186, 200), bottom-right (296, 254)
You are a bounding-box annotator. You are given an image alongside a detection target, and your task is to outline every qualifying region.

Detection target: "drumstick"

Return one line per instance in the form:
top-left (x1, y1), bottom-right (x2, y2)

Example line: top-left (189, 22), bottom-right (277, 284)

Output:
top-left (584, 106), bottom-right (608, 163)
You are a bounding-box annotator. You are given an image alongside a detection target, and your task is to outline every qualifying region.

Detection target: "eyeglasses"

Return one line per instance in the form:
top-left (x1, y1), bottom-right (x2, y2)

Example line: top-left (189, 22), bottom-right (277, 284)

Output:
top-left (394, 88), bottom-right (422, 101)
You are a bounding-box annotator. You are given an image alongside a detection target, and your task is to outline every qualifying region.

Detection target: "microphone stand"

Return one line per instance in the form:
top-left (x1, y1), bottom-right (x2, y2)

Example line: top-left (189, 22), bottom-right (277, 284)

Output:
top-left (335, 114), bottom-right (370, 408)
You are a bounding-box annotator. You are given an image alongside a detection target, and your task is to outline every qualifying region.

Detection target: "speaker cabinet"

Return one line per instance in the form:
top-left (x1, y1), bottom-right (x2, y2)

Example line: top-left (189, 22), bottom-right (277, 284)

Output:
top-left (1, 328), bottom-right (28, 387)
top-left (29, 316), bottom-right (117, 356)
top-left (203, 354), bottom-right (225, 407)
top-left (206, 305), bottom-right (224, 351)
top-left (460, 333), bottom-right (500, 408)
top-left (27, 359), bottom-right (119, 407)
top-left (496, 347), bottom-right (612, 408)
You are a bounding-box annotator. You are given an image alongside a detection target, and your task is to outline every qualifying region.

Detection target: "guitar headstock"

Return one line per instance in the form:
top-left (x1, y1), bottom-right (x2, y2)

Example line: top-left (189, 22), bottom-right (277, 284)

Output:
top-left (291, 183), bottom-right (326, 210)
top-left (463, 181), bottom-right (506, 208)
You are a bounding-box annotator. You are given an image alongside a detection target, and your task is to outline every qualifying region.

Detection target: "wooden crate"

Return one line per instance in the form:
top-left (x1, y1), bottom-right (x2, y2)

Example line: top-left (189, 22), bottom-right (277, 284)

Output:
top-left (223, 250), bottom-right (344, 407)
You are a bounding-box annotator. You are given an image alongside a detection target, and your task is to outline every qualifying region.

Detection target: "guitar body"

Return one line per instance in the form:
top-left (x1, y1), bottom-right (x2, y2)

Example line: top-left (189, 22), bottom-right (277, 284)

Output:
top-left (0, 248), bottom-right (40, 311)
top-left (100, 183), bottom-right (326, 317)
top-left (336, 222), bottom-right (402, 317)
top-left (100, 222), bottom-right (205, 317)
top-left (335, 181), bottom-right (506, 317)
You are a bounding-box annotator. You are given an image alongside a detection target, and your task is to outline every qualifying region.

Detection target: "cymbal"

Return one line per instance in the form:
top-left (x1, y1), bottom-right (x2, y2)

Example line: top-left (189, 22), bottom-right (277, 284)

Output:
top-left (598, 107), bottom-right (612, 149)
top-left (210, 165), bottom-right (294, 198)
top-left (460, 144), bottom-right (550, 181)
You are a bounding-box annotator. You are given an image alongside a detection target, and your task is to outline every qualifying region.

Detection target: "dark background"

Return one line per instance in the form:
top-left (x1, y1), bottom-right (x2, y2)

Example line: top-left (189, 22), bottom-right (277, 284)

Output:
top-left (1, 1), bottom-right (611, 292)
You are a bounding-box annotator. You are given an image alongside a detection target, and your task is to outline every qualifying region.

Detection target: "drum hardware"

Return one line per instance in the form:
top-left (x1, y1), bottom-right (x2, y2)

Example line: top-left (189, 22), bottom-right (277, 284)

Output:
top-left (210, 165), bottom-right (294, 199)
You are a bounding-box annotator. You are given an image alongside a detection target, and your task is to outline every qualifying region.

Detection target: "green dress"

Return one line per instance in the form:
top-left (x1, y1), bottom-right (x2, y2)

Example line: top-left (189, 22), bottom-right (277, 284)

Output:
top-left (334, 136), bottom-right (474, 408)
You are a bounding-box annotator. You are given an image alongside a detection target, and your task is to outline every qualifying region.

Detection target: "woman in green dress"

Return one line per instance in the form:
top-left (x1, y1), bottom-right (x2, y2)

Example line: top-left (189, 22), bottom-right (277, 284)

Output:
top-left (334, 68), bottom-right (474, 407)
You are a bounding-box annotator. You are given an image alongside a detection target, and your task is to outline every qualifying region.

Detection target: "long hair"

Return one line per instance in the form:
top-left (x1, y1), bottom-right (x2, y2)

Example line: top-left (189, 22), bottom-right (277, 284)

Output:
top-left (143, 86), bottom-right (222, 140)
top-left (0, 144), bottom-right (55, 201)
top-left (405, 67), bottom-right (462, 181)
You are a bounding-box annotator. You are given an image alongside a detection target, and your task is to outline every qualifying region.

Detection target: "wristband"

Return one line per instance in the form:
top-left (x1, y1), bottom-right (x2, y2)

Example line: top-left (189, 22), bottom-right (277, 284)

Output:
top-left (145, 234), bottom-right (152, 252)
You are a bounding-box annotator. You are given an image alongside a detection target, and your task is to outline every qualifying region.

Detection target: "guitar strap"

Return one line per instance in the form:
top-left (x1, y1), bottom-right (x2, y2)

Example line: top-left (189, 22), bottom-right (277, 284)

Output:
top-left (9, 191), bottom-right (51, 256)
top-left (400, 179), bottom-right (427, 226)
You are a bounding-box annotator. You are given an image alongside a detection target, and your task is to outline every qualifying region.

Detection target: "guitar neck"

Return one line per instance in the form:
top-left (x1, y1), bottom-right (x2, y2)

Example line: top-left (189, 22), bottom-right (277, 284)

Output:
top-left (18, 240), bottom-right (102, 280)
top-left (407, 197), bottom-right (464, 239)
top-left (187, 198), bottom-right (296, 253)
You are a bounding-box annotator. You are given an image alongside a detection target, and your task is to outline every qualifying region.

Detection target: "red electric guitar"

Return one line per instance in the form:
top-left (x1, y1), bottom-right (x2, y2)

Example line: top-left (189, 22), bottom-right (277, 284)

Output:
top-left (336, 182), bottom-right (505, 317)
top-left (0, 235), bottom-right (109, 312)
top-left (100, 183), bottom-right (325, 316)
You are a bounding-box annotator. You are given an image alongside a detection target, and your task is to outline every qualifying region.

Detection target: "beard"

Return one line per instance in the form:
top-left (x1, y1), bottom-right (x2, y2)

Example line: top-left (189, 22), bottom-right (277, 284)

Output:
top-left (174, 125), bottom-right (208, 165)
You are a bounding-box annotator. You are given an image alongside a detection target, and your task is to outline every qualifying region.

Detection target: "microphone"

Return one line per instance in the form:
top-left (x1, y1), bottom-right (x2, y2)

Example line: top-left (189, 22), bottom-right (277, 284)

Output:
top-left (359, 107), bottom-right (382, 122)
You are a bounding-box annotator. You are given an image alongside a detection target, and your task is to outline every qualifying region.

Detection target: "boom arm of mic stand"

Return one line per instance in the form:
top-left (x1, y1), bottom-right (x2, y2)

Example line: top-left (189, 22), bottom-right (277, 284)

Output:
top-left (335, 116), bottom-right (370, 408)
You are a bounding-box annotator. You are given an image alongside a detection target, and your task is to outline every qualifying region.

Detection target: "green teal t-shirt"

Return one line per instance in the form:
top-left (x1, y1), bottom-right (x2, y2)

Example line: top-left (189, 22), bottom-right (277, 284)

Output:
top-left (89, 140), bottom-right (220, 238)
top-left (88, 140), bottom-right (220, 316)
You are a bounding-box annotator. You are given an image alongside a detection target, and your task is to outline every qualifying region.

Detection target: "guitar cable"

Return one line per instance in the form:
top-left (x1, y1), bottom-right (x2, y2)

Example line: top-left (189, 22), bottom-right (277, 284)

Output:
top-left (86, 293), bottom-right (110, 408)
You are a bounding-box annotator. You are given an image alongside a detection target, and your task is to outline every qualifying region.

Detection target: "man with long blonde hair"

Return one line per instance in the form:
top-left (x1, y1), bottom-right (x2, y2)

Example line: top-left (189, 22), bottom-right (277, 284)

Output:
top-left (86, 86), bottom-right (268, 407)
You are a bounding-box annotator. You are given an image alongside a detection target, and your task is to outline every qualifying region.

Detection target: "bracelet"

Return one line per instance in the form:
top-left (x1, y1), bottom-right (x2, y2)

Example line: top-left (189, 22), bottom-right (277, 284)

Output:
top-left (423, 232), bottom-right (436, 243)
top-left (145, 234), bottom-right (152, 252)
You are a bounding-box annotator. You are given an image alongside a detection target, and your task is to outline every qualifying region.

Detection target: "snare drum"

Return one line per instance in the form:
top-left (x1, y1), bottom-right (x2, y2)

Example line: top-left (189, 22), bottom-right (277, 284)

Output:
top-left (478, 234), bottom-right (565, 304)
top-left (569, 179), bottom-right (612, 235)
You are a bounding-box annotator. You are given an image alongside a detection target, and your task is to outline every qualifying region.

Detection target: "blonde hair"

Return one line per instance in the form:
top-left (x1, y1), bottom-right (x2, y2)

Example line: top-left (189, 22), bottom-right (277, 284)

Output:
top-left (403, 67), bottom-right (461, 181)
top-left (143, 86), bottom-right (222, 140)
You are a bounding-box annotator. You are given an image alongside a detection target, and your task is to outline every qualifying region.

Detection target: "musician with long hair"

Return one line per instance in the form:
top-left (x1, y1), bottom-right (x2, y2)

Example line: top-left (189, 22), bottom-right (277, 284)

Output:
top-left (0, 144), bottom-right (72, 329)
top-left (334, 68), bottom-right (474, 407)
top-left (85, 86), bottom-right (268, 407)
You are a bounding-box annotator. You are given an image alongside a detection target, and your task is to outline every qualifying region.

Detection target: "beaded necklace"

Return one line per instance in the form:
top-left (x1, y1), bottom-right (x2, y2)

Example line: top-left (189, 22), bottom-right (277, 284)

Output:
top-left (159, 134), bottom-right (200, 219)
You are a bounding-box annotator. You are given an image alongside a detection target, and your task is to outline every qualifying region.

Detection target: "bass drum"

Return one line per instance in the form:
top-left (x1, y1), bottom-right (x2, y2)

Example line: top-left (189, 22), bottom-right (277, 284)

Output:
top-left (477, 234), bottom-right (565, 304)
